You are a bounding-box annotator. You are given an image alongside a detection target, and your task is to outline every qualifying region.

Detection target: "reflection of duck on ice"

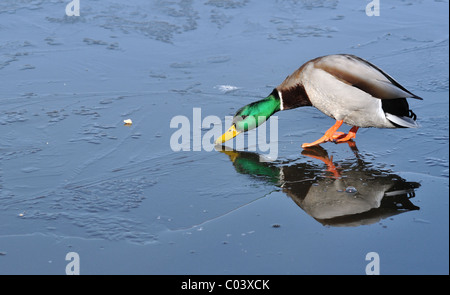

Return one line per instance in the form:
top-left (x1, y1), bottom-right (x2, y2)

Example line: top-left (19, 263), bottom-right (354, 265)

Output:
top-left (218, 143), bottom-right (420, 227)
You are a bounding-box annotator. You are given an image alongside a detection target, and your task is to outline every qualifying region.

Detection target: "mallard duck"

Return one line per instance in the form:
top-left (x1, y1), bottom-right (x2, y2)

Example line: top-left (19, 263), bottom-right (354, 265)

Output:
top-left (215, 54), bottom-right (422, 148)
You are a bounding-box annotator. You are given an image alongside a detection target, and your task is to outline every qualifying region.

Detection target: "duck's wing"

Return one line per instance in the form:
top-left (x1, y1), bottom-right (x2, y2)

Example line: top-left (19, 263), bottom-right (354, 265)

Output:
top-left (314, 54), bottom-right (423, 100)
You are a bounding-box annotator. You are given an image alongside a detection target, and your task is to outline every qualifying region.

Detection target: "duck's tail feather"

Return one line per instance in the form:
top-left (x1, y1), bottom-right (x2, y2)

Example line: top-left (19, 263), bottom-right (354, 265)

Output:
top-left (386, 112), bottom-right (419, 128)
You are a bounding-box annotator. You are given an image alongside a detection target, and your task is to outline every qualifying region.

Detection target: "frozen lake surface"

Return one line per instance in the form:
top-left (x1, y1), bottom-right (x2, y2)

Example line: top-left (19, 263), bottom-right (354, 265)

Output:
top-left (0, 0), bottom-right (448, 274)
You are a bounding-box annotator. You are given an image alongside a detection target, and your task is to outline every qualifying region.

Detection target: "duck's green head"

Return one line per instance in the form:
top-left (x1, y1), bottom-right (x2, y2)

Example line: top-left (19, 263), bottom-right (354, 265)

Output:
top-left (215, 92), bottom-right (280, 144)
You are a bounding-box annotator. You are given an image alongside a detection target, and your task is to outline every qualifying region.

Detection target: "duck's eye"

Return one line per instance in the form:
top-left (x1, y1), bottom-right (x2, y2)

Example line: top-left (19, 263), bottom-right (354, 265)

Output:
top-left (233, 115), bottom-right (247, 122)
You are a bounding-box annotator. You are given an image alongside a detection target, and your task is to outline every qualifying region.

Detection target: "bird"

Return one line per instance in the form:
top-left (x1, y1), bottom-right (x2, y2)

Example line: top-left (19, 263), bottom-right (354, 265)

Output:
top-left (215, 54), bottom-right (422, 148)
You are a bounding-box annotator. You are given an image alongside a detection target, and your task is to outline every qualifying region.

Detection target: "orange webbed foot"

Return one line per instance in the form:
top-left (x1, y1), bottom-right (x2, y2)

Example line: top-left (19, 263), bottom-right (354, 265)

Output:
top-left (334, 126), bottom-right (359, 143)
top-left (301, 123), bottom-right (359, 149)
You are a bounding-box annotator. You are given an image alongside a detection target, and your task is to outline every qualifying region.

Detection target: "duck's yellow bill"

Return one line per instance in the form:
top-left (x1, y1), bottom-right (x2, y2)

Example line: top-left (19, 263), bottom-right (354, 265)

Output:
top-left (215, 125), bottom-right (241, 145)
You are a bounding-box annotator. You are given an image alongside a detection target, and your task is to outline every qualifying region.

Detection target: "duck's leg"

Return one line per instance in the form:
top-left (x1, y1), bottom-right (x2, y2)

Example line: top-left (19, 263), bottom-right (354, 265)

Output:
top-left (301, 120), bottom-right (344, 148)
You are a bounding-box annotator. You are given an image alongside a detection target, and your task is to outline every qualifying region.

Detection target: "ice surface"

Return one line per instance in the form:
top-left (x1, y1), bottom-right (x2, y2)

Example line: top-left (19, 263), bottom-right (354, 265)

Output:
top-left (0, 0), bottom-right (448, 274)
